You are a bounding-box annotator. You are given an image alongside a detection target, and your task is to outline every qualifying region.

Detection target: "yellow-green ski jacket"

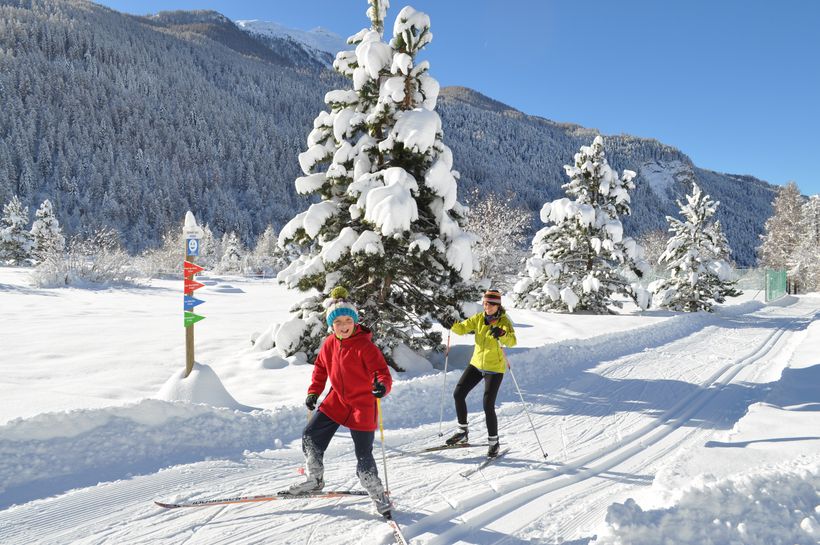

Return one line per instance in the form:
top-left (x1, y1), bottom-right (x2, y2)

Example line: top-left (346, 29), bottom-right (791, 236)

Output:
top-left (451, 312), bottom-right (517, 374)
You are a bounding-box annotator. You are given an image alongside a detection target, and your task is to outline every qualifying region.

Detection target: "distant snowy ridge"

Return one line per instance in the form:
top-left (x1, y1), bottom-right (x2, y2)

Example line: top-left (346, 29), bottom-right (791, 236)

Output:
top-left (0, 300), bottom-right (767, 507)
top-left (236, 20), bottom-right (347, 66)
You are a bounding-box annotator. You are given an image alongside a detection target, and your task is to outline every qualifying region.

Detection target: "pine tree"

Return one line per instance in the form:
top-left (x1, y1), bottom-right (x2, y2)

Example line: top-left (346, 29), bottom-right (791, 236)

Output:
top-left (219, 231), bottom-right (244, 273)
top-left (649, 183), bottom-right (741, 312)
top-left (758, 181), bottom-right (803, 270)
top-left (30, 199), bottom-right (65, 261)
top-left (0, 195), bottom-right (35, 265)
top-left (277, 1), bottom-right (480, 363)
top-left (514, 136), bottom-right (649, 313)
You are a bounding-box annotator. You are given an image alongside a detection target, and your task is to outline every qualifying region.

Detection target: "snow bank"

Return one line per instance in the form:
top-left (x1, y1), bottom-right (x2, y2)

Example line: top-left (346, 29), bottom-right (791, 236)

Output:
top-left (0, 400), bottom-right (307, 507)
top-left (592, 458), bottom-right (820, 545)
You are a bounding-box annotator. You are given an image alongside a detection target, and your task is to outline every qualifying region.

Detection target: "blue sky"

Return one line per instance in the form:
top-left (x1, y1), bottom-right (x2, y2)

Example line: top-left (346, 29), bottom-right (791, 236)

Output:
top-left (98, 0), bottom-right (820, 196)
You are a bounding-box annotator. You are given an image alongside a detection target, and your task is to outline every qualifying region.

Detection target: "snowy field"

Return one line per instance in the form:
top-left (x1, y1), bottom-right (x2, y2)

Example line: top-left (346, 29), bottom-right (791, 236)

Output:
top-left (0, 266), bottom-right (818, 544)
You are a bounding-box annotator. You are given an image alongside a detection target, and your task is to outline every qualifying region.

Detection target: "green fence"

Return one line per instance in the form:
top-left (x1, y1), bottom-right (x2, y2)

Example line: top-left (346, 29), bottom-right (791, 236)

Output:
top-left (638, 267), bottom-right (780, 301)
top-left (765, 269), bottom-right (787, 302)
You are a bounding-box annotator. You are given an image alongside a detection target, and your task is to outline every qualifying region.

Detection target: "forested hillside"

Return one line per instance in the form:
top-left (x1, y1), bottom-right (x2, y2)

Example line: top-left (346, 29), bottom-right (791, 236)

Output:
top-left (0, 0), bottom-right (776, 264)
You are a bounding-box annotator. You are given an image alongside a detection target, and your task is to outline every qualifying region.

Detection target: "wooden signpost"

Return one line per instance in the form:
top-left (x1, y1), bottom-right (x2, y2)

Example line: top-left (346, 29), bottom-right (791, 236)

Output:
top-left (183, 218), bottom-right (205, 378)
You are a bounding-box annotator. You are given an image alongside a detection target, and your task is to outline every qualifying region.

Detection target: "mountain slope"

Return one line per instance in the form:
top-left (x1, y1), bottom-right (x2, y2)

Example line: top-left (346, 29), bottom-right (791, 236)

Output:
top-left (437, 87), bottom-right (775, 265)
top-left (0, 1), bottom-right (775, 264)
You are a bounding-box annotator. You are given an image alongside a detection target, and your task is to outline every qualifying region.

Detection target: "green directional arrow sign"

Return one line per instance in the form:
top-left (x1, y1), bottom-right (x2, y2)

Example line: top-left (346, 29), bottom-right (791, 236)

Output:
top-left (184, 311), bottom-right (205, 328)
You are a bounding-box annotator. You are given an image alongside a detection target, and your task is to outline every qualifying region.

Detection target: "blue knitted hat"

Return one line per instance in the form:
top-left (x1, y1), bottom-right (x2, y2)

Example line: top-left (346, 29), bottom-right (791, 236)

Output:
top-left (325, 286), bottom-right (359, 326)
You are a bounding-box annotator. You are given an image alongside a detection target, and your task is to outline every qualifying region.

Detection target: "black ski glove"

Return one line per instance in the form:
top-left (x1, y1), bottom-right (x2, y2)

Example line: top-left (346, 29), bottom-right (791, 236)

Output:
top-left (490, 326), bottom-right (506, 339)
top-left (305, 393), bottom-right (319, 411)
top-left (441, 316), bottom-right (456, 329)
top-left (372, 378), bottom-right (387, 399)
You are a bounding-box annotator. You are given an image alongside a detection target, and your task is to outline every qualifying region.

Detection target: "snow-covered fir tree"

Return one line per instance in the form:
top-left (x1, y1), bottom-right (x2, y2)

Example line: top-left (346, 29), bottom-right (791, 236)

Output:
top-left (793, 195), bottom-right (820, 291)
top-left (276, 0), bottom-right (480, 363)
top-left (649, 183), bottom-right (741, 312)
top-left (30, 199), bottom-right (65, 261)
top-left (513, 136), bottom-right (649, 313)
top-left (758, 181), bottom-right (803, 271)
top-left (0, 195), bottom-right (34, 265)
top-left (218, 232), bottom-right (244, 273)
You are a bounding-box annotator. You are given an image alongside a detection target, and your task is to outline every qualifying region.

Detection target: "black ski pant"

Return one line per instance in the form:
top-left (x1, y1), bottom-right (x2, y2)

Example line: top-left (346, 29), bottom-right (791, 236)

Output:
top-left (302, 409), bottom-right (383, 494)
top-left (453, 364), bottom-right (504, 437)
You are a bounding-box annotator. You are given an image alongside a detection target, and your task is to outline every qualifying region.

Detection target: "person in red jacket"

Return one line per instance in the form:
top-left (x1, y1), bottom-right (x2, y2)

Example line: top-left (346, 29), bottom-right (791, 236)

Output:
top-left (285, 286), bottom-right (393, 516)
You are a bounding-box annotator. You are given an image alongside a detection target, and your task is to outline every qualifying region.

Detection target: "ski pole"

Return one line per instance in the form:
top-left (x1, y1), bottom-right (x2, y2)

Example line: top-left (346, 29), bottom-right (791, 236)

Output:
top-left (500, 346), bottom-right (548, 459)
top-left (376, 397), bottom-right (390, 496)
top-left (376, 397), bottom-right (390, 494)
top-left (437, 329), bottom-right (452, 436)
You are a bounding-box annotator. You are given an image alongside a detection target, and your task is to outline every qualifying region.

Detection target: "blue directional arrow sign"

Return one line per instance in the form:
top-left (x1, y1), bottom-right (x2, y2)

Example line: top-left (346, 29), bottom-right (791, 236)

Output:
top-left (184, 295), bottom-right (205, 311)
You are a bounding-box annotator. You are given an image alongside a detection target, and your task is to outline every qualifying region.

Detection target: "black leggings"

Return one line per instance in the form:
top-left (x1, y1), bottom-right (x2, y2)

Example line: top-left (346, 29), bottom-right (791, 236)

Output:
top-left (453, 365), bottom-right (504, 437)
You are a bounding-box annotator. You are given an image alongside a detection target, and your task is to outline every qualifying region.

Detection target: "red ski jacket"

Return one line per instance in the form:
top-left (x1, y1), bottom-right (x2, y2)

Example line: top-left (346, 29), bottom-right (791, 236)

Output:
top-left (309, 325), bottom-right (392, 432)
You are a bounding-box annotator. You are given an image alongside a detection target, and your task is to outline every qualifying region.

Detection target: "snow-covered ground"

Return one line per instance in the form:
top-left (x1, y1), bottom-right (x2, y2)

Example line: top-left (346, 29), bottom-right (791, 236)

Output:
top-left (0, 267), bottom-right (817, 544)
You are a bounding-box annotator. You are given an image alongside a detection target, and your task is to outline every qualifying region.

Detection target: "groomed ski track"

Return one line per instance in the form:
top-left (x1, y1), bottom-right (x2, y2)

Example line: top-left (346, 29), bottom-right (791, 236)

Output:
top-left (1, 297), bottom-right (816, 545)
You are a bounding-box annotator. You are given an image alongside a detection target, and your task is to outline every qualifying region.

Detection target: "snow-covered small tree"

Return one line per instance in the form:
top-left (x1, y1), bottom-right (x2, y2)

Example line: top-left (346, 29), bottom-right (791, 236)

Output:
top-left (514, 136), bottom-right (649, 313)
top-left (248, 225), bottom-right (294, 277)
top-left (218, 231), bottom-right (244, 273)
top-left (637, 229), bottom-right (668, 270)
top-left (758, 181), bottom-right (803, 270)
top-left (30, 199), bottom-right (65, 261)
top-left (0, 195), bottom-right (34, 265)
top-left (649, 183), bottom-right (741, 312)
top-left (137, 228), bottom-right (184, 278)
top-left (463, 189), bottom-right (532, 288)
top-left (198, 224), bottom-right (218, 270)
top-left (32, 228), bottom-right (133, 287)
top-left (276, 1), bottom-right (480, 363)
top-left (793, 195), bottom-right (820, 291)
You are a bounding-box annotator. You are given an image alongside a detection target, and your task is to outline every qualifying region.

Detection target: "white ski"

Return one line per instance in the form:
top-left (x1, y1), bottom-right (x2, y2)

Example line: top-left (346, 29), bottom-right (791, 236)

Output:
top-left (459, 447), bottom-right (511, 478)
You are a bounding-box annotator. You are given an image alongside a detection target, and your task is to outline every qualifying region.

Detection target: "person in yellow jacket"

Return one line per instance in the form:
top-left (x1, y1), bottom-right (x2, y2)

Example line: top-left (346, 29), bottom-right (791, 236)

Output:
top-left (443, 289), bottom-right (516, 457)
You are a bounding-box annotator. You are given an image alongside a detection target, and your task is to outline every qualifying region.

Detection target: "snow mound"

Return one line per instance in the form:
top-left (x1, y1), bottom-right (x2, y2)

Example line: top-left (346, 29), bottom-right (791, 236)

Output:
top-left (392, 343), bottom-right (434, 375)
top-left (156, 362), bottom-right (253, 411)
top-left (593, 458), bottom-right (820, 545)
top-left (0, 400), bottom-right (306, 507)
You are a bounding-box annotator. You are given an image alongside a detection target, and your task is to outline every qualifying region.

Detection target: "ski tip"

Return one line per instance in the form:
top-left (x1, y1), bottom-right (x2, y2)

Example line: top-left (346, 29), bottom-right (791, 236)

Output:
top-left (155, 501), bottom-right (179, 509)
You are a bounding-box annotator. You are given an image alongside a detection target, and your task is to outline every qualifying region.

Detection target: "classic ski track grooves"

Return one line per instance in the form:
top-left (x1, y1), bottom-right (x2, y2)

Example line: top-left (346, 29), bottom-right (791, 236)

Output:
top-left (0, 304), bottom-right (814, 545)
top-left (403, 308), bottom-right (811, 544)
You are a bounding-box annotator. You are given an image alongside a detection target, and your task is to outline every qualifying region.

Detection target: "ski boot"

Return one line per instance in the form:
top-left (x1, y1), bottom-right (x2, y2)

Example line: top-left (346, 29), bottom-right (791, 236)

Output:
top-left (487, 436), bottom-right (500, 458)
top-left (283, 476), bottom-right (323, 495)
top-left (445, 426), bottom-right (469, 446)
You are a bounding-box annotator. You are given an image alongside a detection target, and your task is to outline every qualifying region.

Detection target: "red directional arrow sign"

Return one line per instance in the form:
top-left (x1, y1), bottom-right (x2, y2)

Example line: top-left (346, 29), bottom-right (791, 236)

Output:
top-left (184, 260), bottom-right (204, 277)
top-left (184, 277), bottom-right (205, 294)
